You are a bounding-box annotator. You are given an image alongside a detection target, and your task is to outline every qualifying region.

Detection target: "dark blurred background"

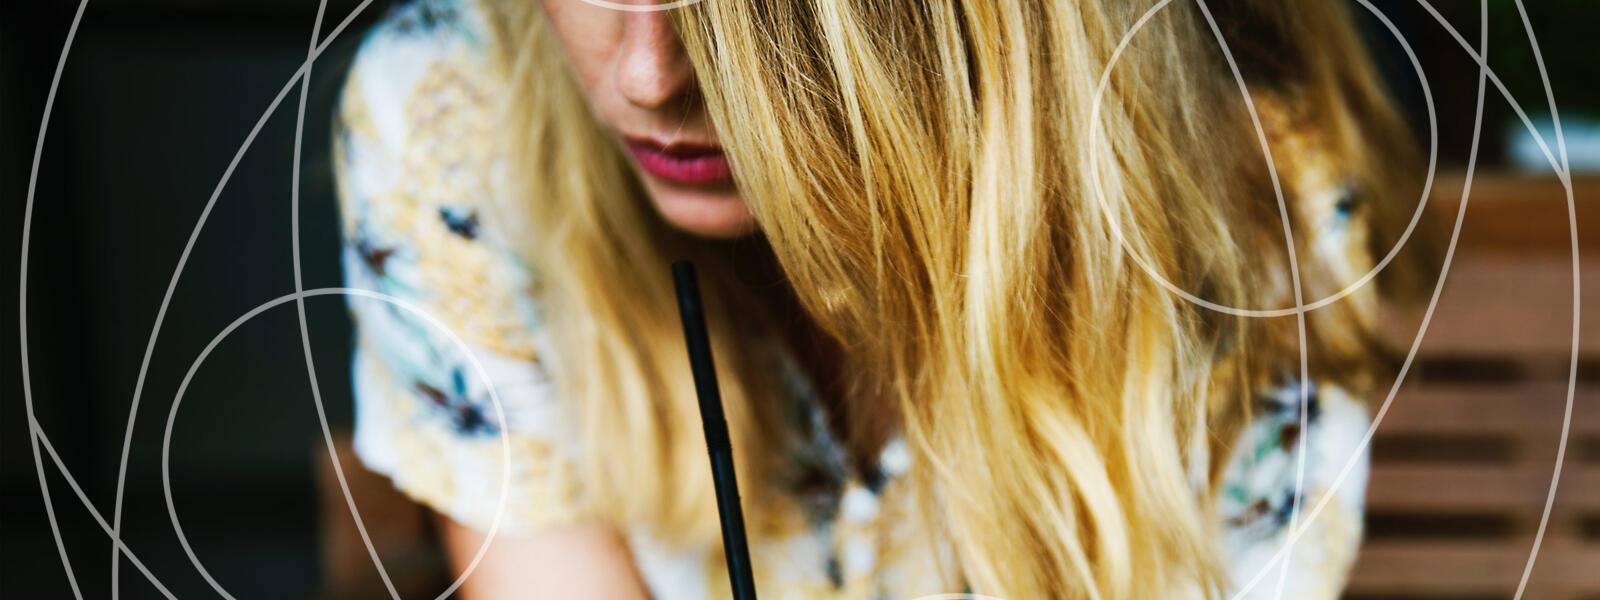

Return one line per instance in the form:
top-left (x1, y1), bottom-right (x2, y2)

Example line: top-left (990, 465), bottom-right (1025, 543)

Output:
top-left (3, 1), bottom-right (1597, 598)
top-left (3, 1), bottom-right (401, 597)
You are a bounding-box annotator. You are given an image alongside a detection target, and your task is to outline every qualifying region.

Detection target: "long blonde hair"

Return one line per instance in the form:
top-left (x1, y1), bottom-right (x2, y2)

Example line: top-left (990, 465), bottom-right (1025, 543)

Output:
top-left (485, 0), bottom-right (1417, 597)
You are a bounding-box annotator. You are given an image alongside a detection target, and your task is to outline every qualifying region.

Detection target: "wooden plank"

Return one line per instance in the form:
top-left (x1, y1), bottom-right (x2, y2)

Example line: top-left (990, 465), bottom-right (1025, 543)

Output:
top-left (1380, 255), bottom-right (1600, 358)
top-left (1366, 464), bottom-right (1600, 512)
top-left (1350, 173), bottom-right (1600, 599)
top-left (1375, 382), bottom-right (1600, 435)
top-left (1347, 541), bottom-right (1600, 598)
top-left (1422, 172), bottom-right (1600, 258)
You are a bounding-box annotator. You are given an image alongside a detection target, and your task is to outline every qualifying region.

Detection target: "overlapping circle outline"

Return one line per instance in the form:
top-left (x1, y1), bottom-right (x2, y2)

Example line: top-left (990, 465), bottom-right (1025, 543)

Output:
top-left (16, 1), bottom-right (1579, 599)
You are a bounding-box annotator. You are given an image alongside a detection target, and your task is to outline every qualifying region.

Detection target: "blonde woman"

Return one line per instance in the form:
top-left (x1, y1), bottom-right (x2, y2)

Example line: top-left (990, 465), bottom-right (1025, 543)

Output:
top-left (333, 0), bottom-right (1424, 597)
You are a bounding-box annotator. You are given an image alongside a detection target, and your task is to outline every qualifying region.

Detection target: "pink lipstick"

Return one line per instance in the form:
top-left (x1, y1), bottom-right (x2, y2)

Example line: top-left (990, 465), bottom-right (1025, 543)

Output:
top-left (624, 138), bottom-right (733, 186)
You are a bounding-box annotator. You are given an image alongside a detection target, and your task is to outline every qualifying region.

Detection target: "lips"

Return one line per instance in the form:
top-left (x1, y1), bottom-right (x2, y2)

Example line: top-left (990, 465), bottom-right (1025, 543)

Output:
top-left (624, 138), bottom-right (733, 186)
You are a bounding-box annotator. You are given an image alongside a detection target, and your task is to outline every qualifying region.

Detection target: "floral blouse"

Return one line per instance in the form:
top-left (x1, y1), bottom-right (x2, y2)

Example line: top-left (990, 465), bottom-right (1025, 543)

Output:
top-left (333, 1), bottom-right (1371, 598)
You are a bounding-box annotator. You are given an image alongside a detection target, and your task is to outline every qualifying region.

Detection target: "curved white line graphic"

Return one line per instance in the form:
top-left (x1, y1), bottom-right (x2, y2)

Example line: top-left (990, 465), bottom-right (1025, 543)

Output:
top-left (14, 1), bottom-right (1580, 598)
top-left (159, 288), bottom-right (513, 600)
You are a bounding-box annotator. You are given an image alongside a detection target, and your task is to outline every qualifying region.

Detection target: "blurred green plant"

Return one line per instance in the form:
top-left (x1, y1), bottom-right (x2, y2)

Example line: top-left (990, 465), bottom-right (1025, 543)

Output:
top-left (1487, 0), bottom-right (1598, 116)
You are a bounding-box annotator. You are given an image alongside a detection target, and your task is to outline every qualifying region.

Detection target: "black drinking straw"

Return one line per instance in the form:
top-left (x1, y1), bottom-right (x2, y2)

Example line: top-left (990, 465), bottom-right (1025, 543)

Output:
top-left (671, 260), bottom-right (759, 600)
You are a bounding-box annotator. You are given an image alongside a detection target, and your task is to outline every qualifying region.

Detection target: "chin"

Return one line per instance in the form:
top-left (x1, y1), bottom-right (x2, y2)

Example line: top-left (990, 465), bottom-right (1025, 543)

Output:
top-left (647, 185), bottom-right (758, 239)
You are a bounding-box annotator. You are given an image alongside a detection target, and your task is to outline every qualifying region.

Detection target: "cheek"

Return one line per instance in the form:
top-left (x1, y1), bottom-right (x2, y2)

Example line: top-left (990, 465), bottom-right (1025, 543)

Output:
top-left (538, 1), bottom-right (623, 106)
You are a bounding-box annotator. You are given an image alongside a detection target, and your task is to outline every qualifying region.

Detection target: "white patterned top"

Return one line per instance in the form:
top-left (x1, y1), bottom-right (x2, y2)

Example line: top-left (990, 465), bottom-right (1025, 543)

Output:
top-left (333, 1), bottom-right (1374, 598)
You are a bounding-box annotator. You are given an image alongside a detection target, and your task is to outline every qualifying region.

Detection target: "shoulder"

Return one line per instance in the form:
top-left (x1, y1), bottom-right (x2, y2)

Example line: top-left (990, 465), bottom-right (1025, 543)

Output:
top-left (334, 6), bottom-right (581, 537)
top-left (1218, 379), bottom-right (1370, 598)
top-left (333, 0), bottom-right (542, 364)
top-left (336, 0), bottom-right (502, 174)
top-left (346, 0), bottom-right (497, 93)
top-left (333, 0), bottom-right (525, 273)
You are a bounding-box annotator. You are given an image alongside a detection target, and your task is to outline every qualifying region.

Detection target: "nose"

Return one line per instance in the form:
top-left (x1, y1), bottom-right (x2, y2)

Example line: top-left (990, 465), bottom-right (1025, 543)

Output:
top-left (616, 12), bottom-right (695, 110)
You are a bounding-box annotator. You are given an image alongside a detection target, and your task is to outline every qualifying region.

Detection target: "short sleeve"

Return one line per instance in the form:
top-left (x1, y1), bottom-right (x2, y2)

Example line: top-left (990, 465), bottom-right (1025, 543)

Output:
top-left (332, 0), bottom-right (588, 535)
top-left (1218, 380), bottom-right (1370, 600)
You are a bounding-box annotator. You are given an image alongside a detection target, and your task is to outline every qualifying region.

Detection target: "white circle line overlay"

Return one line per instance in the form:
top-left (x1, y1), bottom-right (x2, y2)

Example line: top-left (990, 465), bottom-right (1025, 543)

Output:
top-left (19, 0), bottom-right (92, 595)
top-left (160, 288), bottom-right (514, 600)
top-left (1190, 1), bottom-right (1316, 596)
top-left (1086, 1), bottom-right (1577, 599)
top-left (1220, 1), bottom-right (1580, 598)
top-left (285, 3), bottom-right (409, 600)
top-left (103, 0), bottom-right (383, 597)
top-left (14, 0), bottom-right (1579, 598)
top-left (575, 0), bottom-right (707, 13)
top-left (29, 425), bottom-right (178, 598)
top-left (1087, 1), bottom-right (1440, 319)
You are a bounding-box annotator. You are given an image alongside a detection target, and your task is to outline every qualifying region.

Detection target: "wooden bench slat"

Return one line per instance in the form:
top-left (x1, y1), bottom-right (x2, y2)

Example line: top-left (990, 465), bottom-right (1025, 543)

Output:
top-left (1366, 464), bottom-right (1600, 512)
top-left (1379, 255), bottom-right (1600, 358)
top-left (1422, 172), bottom-right (1600, 258)
top-left (1347, 541), bottom-right (1600, 596)
top-left (1375, 382), bottom-right (1600, 434)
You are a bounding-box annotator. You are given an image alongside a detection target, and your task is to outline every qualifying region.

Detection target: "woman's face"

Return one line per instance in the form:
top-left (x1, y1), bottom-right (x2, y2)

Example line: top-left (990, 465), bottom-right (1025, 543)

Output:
top-left (537, 0), bottom-right (756, 239)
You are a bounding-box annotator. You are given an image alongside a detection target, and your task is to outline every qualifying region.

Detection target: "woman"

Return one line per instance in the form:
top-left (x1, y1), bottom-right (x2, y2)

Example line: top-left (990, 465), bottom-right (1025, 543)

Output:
top-left (333, 0), bottom-right (1423, 597)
